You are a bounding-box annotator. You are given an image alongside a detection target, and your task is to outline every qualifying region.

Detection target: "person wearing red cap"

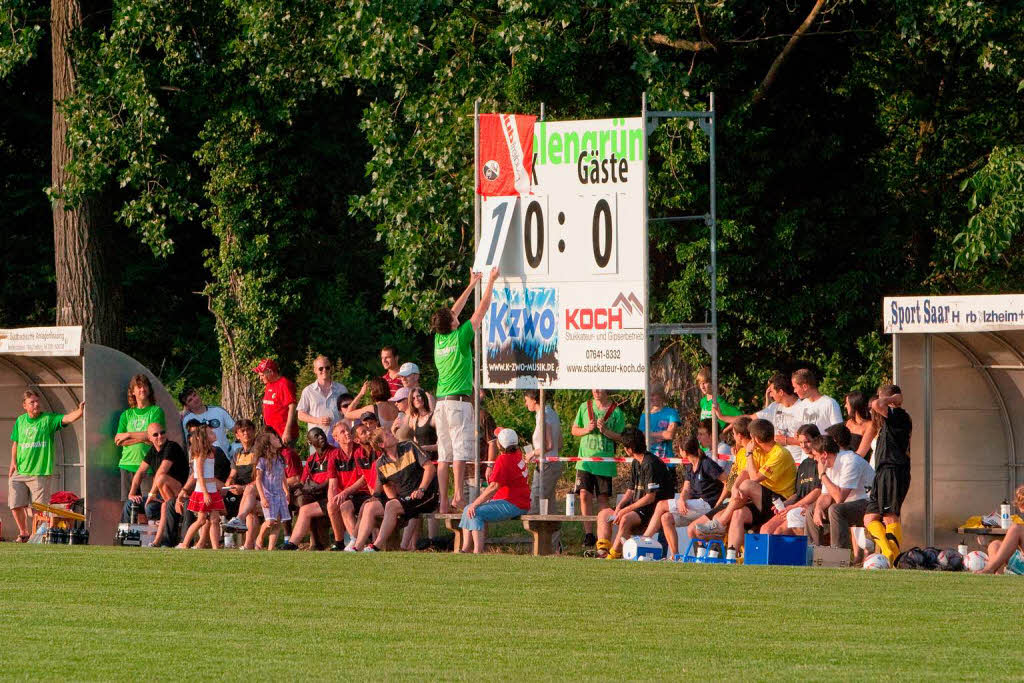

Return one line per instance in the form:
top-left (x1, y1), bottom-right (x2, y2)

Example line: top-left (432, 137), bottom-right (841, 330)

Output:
top-left (456, 427), bottom-right (531, 554)
top-left (254, 359), bottom-right (298, 445)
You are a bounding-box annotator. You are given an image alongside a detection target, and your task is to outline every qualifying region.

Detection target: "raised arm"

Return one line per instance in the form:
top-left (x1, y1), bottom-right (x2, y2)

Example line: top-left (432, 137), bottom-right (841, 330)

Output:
top-left (451, 270), bottom-right (483, 319)
top-left (469, 267), bottom-right (500, 331)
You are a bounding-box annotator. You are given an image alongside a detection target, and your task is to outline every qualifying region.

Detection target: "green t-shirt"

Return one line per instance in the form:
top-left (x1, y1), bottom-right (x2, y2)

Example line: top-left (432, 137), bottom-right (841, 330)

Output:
top-left (434, 320), bottom-right (475, 397)
top-left (700, 396), bottom-right (740, 428)
top-left (573, 401), bottom-right (625, 478)
top-left (116, 405), bottom-right (166, 472)
top-left (11, 413), bottom-right (64, 476)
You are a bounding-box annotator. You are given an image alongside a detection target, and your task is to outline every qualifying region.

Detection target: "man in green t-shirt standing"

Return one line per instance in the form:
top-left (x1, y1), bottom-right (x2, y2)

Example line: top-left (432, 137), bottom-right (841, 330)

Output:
top-left (8, 389), bottom-right (84, 542)
top-left (114, 374), bottom-right (166, 505)
top-left (430, 266), bottom-right (499, 512)
top-left (571, 389), bottom-right (625, 547)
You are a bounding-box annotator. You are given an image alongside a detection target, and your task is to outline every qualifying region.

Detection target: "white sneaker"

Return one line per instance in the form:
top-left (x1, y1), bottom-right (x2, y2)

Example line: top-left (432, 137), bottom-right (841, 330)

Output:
top-left (344, 542), bottom-right (356, 551)
top-left (362, 545), bottom-right (377, 553)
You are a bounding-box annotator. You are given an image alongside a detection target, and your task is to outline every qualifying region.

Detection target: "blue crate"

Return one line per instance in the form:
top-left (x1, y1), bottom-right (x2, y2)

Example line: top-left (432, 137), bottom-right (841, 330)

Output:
top-left (743, 533), bottom-right (808, 566)
top-left (675, 538), bottom-right (737, 564)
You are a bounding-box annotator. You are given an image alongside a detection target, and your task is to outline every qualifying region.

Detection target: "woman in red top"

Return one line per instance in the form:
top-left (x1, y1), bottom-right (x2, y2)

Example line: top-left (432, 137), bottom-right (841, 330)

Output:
top-left (458, 428), bottom-right (531, 554)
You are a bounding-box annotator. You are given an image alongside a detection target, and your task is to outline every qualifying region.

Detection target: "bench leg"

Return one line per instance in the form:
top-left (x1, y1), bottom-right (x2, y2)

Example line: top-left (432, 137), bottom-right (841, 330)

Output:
top-left (444, 517), bottom-right (462, 551)
top-left (523, 520), bottom-right (560, 556)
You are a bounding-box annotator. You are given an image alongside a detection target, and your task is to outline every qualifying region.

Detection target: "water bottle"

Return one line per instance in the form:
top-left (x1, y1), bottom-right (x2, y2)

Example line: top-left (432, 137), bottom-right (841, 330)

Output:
top-left (708, 545), bottom-right (720, 559)
top-left (1001, 500), bottom-right (1012, 529)
top-left (223, 532), bottom-right (235, 549)
top-left (565, 493), bottom-right (577, 516)
top-left (697, 542), bottom-right (707, 559)
top-left (957, 540), bottom-right (968, 556)
top-left (726, 546), bottom-right (738, 561)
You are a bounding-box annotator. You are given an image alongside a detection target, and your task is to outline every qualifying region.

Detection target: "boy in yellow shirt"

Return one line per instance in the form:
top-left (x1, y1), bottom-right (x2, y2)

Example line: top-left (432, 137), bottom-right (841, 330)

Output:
top-left (724, 418), bottom-right (796, 555)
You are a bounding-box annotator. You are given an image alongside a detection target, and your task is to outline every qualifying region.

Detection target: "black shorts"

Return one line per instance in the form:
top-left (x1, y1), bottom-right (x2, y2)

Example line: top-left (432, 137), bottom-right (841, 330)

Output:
top-left (745, 485), bottom-right (780, 531)
top-left (347, 493), bottom-right (371, 514)
top-left (865, 465), bottom-right (911, 517)
top-left (635, 504), bottom-right (657, 528)
top-left (398, 490), bottom-right (440, 519)
top-left (575, 470), bottom-right (613, 498)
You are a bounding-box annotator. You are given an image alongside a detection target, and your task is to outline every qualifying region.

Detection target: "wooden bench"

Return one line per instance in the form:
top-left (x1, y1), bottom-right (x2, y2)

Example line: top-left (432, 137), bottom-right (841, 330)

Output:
top-left (957, 526), bottom-right (1008, 549)
top-left (521, 514), bottom-right (598, 556)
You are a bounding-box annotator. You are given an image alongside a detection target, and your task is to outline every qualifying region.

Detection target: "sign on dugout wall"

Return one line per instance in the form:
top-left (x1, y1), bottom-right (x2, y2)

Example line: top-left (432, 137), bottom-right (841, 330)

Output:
top-left (884, 294), bottom-right (1024, 334)
top-left (480, 117), bottom-right (648, 390)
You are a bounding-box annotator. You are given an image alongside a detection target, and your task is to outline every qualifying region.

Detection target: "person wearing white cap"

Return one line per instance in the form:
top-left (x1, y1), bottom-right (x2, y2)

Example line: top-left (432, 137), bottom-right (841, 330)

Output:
top-left (457, 427), bottom-right (531, 554)
top-left (398, 362), bottom-right (435, 410)
top-left (389, 387), bottom-right (415, 442)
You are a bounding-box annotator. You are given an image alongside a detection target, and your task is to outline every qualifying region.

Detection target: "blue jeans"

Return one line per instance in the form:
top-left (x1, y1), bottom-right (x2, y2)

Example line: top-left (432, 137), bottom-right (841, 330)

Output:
top-left (460, 500), bottom-right (526, 531)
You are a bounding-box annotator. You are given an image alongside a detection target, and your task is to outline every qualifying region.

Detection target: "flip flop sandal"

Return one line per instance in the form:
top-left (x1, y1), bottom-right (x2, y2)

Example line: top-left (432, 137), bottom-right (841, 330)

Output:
top-left (17, 534), bottom-right (31, 543)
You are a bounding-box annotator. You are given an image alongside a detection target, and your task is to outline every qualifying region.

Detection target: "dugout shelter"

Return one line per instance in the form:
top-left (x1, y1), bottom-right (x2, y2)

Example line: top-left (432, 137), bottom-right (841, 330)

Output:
top-left (886, 295), bottom-right (1024, 547)
top-left (0, 327), bottom-right (183, 543)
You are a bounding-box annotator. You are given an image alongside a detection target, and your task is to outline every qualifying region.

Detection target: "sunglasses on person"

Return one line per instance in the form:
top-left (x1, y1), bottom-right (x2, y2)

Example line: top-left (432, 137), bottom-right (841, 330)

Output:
top-left (316, 366), bottom-right (332, 372)
top-left (149, 430), bottom-right (166, 437)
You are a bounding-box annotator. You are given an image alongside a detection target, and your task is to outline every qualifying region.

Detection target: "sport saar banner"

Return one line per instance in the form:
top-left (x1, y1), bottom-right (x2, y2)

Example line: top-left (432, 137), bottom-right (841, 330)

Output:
top-left (477, 114), bottom-right (536, 197)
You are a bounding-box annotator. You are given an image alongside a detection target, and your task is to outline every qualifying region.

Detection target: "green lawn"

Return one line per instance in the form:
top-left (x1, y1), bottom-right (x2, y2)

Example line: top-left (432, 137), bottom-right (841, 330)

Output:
top-left (2, 545), bottom-right (1022, 681)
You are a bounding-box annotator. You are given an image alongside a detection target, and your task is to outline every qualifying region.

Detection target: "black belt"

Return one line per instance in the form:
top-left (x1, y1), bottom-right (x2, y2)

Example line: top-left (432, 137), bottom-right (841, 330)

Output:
top-left (437, 394), bottom-right (472, 403)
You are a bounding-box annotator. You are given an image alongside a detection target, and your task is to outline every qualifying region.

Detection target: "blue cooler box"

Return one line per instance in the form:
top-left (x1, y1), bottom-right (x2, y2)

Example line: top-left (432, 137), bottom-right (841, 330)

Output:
top-left (743, 533), bottom-right (808, 566)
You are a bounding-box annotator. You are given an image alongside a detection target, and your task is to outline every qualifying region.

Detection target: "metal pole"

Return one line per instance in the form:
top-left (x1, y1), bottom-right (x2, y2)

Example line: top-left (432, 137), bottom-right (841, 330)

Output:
top-left (538, 387), bottom-right (545, 492)
top-left (708, 93), bottom-right (719, 452)
top-left (642, 92), bottom-right (651, 450)
top-left (537, 101), bottom-right (546, 488)
top-left (473, 99), bottom-right (481, 492)
top-left (923, 333), bottom-right (934, 546)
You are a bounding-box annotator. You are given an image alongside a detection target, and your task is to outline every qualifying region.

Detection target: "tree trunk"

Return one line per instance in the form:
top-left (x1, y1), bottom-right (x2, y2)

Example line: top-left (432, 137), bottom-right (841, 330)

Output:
top-left (51, 0), bottom-right (123, 347)
top-left (220, 358), bottom-right (259, 423)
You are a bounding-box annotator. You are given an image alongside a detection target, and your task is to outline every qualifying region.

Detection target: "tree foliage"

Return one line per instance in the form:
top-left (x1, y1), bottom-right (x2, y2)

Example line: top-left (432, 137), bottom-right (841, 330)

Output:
top-left (1, 0), bottom-right (1022, 421)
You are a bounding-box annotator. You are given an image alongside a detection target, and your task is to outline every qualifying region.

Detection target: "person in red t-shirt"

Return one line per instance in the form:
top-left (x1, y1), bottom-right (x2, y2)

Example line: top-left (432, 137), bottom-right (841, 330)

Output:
top-left (254, 358), bottom-right (298, 444)
top-left (326, 422), bottom-right (375, 550)
top-left (281, 428), bottom-right (336, 550)
top-left (457, 428), bottom-right (530, 554)
top-left (380, 345), bottom-right (403, 397)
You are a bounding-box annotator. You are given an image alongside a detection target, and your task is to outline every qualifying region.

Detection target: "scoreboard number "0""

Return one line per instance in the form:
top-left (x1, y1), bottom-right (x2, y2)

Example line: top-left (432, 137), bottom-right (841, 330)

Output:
top-left (517, 195), bottom-right (617, 277)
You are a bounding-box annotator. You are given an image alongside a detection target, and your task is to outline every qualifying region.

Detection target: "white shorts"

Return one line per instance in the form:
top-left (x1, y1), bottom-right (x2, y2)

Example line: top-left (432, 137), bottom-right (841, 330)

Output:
top-left (434, 399), bottom-right (475, 463)
top-left (668, 498), bottom-right (711, 526)
top-left (786, 507), bottom-right (806, 529)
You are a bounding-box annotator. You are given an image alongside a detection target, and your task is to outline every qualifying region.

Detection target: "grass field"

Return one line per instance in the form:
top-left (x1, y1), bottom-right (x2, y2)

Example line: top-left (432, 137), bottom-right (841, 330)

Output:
top-left (2, 545), bottom-right (1023, 681)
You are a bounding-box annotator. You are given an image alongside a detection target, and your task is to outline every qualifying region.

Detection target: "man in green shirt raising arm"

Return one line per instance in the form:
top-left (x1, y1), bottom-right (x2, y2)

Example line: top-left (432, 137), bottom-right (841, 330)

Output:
top-left (8, 389), bottom-right (84, 542)
top-left (431, 266), bottom-right (500, 512)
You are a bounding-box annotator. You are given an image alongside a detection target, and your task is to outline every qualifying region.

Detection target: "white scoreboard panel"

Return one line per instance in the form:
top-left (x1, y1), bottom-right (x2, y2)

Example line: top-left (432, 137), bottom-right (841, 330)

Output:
top-left (481, 117), bottom-right (647, 390)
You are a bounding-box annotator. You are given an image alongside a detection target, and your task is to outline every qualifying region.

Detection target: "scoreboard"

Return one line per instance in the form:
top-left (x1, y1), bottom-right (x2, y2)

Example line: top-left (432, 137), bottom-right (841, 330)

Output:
top-left (480, 117), bottom-right (647, 390)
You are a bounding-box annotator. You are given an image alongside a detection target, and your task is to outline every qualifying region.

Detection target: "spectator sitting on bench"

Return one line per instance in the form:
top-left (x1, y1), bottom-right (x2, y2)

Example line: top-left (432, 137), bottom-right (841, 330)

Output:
top-left (595, 427), bottom-right (674, 559)
top-left (221, 419), bottom-right (260, 546)
top-left (458, 428), bottom-right (531, 554)
top-left (686, 416), bottom-right (754, 541)
top-left (642, 434), bottom-right (726, 557)
top-left (326, 421), bottom-right (375, 551)
top-left (700, 419), bottom-right (795, 557)
top-left (805, 433), bottom-right (874, 551)
top-left (758, 424), bottom-right (821, 536)
top-left (282, 428), bottom-right (337, 550)
top-left (979, 485), bottom-right (1024, 574)
top-left (126, 422), bottom-right (188, 546)
top-left (352, 428), bottom-right (438, 552)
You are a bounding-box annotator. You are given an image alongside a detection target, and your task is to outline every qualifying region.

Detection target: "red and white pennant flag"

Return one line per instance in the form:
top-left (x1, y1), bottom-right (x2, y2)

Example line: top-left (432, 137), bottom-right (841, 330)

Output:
top-left (477, 113), bottom-right (536, 197)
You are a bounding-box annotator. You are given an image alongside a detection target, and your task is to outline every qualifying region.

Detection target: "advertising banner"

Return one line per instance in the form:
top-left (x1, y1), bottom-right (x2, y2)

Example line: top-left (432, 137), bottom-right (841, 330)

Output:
top-left (884, 295), bottom-right (1024, 334)
top-left (482, 117), bottom-right (647, 389)
top-left (0, 326), bottom-right (82, 356)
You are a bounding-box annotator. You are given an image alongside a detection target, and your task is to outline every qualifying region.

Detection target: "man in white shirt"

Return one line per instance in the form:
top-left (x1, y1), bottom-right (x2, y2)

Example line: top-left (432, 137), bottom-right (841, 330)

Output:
top-left (805, 434), bottom-right (874, 549)
top-left (791, 368), bottom-right (843, 434)
top-left (297, 354), bottom-right (349, 449)
top-left (179, 387), bottom-right (235, 458)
